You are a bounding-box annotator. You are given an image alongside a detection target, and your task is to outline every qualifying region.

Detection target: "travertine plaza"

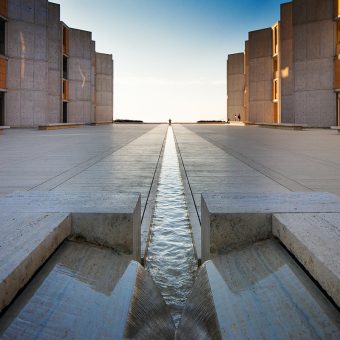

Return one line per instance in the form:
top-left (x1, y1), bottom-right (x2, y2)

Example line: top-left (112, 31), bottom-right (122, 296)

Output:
top-left (227, 0), bottom-right (340, 128)
top-left (1, 124), bottom-right (340, 337)
top-left (0, 0), bottom-right (339, 338)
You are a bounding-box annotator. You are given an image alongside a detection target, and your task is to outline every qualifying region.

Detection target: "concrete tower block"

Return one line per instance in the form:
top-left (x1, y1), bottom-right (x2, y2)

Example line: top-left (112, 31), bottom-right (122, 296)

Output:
top-left (95, 52), bottom-right (113, 123)
top-left (280, 2), bottom-right (295, 123)
top-left (68, 28), bottom-right (93, 124)
top-left (47, 2), bottom-right (61, 123)
top-left (227, 53), bottom-right (245, 121)
top-left (6, 0), bottom-right (49, 127)
top-left (248, 28), bottom-right (274, 124)
top-left (292, 0), bottom-right (336, 127)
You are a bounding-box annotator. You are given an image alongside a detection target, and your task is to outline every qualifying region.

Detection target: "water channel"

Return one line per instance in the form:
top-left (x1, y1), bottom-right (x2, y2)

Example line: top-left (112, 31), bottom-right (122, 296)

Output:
top-left (145, 126), bottom-right (198, 326)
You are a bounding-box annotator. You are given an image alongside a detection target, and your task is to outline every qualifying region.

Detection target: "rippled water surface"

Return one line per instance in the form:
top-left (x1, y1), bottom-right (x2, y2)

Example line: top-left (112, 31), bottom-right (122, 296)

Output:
top-left (145, 127), bottom-right (197, 326)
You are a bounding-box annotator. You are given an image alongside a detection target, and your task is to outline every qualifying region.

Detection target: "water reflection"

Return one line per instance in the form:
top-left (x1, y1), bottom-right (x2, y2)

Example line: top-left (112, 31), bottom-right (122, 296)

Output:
top-left (145, 126), bottom-right (198, 326)
top-left (0, 242), bottom-right (133, 338)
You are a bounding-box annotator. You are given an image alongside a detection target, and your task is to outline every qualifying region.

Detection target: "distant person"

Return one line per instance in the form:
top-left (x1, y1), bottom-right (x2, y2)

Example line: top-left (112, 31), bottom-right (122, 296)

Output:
top-left (227, 118), bottom-right (230, 124)
top-left (169, 118), bottom-right (172, 126)
top-left (238, 114), bottom-right (241, 121)
top-left (234, 114), bottom-right (237, 121)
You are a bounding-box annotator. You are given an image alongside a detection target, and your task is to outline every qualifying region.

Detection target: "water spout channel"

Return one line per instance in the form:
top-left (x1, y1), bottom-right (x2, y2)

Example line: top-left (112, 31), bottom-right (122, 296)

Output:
top-left (145, 126), bottom-right (198, 326)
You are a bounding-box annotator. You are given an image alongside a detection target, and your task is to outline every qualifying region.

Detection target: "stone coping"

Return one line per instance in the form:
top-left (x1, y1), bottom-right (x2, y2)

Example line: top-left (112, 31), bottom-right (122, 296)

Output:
top-left (0, 126), bottom-right (10, 134)
top-left (201, 192), bottom-right (340, 306)
top-left (331, 126), bottom-right (340, 133)
top-left (245, 122), bottom-right (307, 130)
top-left (38, 123), bottom-right (84, 130)
top-left (90, 121), bottom-right (113, 126)
top-left (259, 123), bottom-right (307, 130)
top-left (202, 192), bottom-right (340, 214)
top-left (0, 192), bottom-right (141, 312)
top-left (0, 192), bottom-right (141, 214)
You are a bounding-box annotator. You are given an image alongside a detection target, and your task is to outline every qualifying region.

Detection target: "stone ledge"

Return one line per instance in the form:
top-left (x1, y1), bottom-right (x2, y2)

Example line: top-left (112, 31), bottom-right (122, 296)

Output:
top-left (0, 192), bottom-right (141, 312)
top-left (0, 213), bottom-right (71, 312)
top-left (38, 123), bottom-right (84, 130)
top-left (254, 123), bottom-right (307, 130)
top-left (201, 192), bottom-right (340, 307)
top-left (273, 213), bottom-right (340, 307)
top-left (90, 121), bottom-right (113, 126)
top-left (0, 126), bottom-right (10, 134)
top-left (178, 240), bottom-right (340, 338)
top-left (1, 247), bottom-right (175, 338)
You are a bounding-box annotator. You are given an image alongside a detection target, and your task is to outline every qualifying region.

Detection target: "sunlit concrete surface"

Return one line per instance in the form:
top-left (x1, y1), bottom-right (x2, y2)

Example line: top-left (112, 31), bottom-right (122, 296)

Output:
top-left (174, 124), bottom-right (340, 220)
top-left (0, 125), bottom-right (165, 211)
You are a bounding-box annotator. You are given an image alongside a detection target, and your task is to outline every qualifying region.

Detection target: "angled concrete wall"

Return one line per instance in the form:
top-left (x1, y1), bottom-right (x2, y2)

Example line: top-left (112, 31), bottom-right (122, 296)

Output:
top-left (244, 40), bottom-right (249, 122)
top-left (95, 52), bottom-right (113, 123)
top-left (293, 0), bottom-right (336, 127)
top-left (91, 40), bottom-right (96, 123)
top-left (6, 0), bottom-right (49, 127)
top-left (248, 28), bottom-right (273, 123)
top-left (227, 53), bottom-right (245, 121)
top-left (68, 28), bottom-right (92, 124)
top-left (47, 2), bottom-right (61, 124)
top-left (280, 2), bottom-right (294, 124)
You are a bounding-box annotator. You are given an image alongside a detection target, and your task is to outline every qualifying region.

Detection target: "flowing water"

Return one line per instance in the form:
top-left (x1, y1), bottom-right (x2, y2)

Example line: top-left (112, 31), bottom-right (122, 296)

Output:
top-left (145, 126), bottom-right (198, 326)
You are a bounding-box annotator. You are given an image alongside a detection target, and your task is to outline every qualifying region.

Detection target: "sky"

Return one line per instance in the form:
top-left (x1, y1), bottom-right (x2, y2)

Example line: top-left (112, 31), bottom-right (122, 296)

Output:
top-left (54, 0), bottom-right (285, 122)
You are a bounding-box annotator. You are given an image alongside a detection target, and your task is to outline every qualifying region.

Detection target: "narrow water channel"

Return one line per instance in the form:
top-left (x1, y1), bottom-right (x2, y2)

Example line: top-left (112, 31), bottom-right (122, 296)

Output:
top-left (145, 126), bottom-right (198, 326)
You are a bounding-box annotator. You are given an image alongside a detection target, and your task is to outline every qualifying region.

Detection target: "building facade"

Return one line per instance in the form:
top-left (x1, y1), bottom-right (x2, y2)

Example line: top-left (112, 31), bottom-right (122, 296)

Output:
top-left (227, 53), bottom-right (245, 121)
top-left (248, 28), bottom-right (274, 123)
top-left (227, 0), bottom-right (340, 128)
top-left (0, 0), bottom-right (113, 127)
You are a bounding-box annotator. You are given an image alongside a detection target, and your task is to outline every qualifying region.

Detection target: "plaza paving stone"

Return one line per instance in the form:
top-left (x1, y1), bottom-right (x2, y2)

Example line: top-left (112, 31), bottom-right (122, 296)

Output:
top-left (173, 124), bottom-right (340, 221)
top-left (1, 123), bottom-right (340, 224)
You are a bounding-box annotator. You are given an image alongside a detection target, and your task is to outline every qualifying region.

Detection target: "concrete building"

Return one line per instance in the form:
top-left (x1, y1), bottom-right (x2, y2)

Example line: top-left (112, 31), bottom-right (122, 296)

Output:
top-left (228, 0), bottom-right (340, 128)
top-left (293, 0), bottom-right (335, 127)
top-left (0, 0), bottom-right (113, 128)
top-left (226, 53), bottom-right (245, 121)
top-left (244, 40), bottom-right (249, 122)
top-left (280, 2), bottom-right (294, 124)
top-left (248, 28), bottom-right (273, 123)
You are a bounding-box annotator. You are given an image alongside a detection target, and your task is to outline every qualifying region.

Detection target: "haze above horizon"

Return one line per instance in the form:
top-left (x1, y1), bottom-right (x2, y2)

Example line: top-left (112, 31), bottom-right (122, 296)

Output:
top-left (54, 0), bottom-right (285, 122)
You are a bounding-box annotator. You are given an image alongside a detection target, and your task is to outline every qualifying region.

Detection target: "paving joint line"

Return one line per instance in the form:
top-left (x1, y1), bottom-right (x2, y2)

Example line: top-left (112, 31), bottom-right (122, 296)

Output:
top-left (182, 125), bottom-right (314, 193)
top-left (29, 126), bottom-right (160, 192)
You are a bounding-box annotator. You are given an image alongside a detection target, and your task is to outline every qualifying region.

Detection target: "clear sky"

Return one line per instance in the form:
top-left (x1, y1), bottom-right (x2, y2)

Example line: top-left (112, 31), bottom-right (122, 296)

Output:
top-left (54, 0), bottom-right (285, 122)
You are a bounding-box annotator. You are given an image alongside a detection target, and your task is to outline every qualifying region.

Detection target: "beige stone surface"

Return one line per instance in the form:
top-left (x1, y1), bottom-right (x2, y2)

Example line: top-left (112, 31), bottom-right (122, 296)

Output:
top-left (0, 243), bottom-right (175, 338)
top-left (0, 212), bottom-right (71, 311)
top-left (273, 213), bottom-right (340, 306)
top-left (178, 240), bottom-right (340, 338)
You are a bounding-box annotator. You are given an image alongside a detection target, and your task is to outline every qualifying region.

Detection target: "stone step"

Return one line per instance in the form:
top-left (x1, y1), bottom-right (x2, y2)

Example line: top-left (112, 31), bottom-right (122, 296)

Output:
top-left (0, 241), bottom-right (175, 338)
top-left (177, 240), bottom-right (340, 339)
top-left (0, 192), bottom-right (141, 312)
top-left (38, 123), bottom-right (84, 130)
top-left (273, 213), bottom-right (340, 307)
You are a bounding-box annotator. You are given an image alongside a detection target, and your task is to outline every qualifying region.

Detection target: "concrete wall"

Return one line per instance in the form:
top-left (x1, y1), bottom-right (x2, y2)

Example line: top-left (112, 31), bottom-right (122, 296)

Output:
top-left (47, 2), bottom-right (61, 124)
top-left (227, 53), bottom-right (245, 121)
top-left (293, 0), bottom-right (336, 127)
top-left (244, 41), bottom-right (249, 122)
top-left (91, 40), bottom-right (96, 123)
top-left (248, 28), bottom-right (273, 123)
top-left (280, 2), bottom-right (294, 123)
top-left (95, 52), bottom-right (113, 123)
top-left (6, 0), bottom-right (49, 127)
top-left (68, 28), bottom-right (92, 124)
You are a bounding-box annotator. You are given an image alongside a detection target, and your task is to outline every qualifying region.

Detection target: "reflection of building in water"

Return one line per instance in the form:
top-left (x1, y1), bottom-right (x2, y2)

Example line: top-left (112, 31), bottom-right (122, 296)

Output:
top-left (0, 0), bottom-right (113, 127)
top-left (227, 1), bottom-right (340, 128)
